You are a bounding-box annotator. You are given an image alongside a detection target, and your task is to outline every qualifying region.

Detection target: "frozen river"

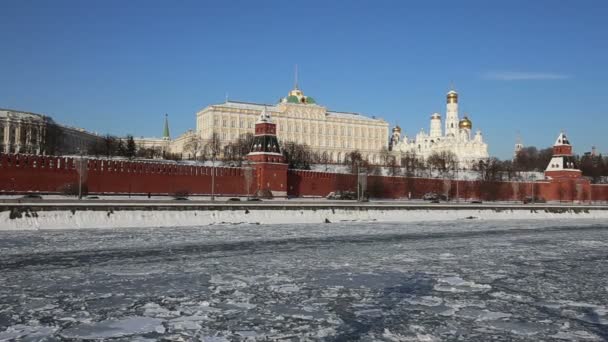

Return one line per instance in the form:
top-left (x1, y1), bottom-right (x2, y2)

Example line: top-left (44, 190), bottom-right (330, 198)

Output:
top-left (0, 219), bottom-right (607, 341)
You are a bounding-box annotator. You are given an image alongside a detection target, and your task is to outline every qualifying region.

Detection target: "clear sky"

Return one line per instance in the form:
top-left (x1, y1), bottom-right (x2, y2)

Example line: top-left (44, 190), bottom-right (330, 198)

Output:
top-left (1, 0), bottom-right (607, 159)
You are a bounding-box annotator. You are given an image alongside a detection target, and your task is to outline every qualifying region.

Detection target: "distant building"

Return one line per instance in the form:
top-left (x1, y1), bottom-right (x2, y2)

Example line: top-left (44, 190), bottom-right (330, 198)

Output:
top-left (390, 90), bottom-right (489, 168)
top-left (194, 84), bottom-right (389, 163)
top-left (545, 132), bottom-right (581, 180)
top-left (133, 114), bottom-right (171, 156)
top-left (514, 135), bottom-right (524, 159)
top-left (0, 108), bottom-right (102, 155)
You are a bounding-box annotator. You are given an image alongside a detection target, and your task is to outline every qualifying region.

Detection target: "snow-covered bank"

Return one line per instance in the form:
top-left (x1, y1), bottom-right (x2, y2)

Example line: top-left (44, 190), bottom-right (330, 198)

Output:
top-left (2, 207), bottom-right (608, 230)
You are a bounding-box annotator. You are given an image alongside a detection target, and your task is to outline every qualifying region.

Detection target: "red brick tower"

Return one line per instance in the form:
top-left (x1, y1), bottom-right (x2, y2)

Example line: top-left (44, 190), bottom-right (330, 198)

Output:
top-left (544, 132), bottom-right (582, 179)
top-left (247, 107), bottom-right (288, 197)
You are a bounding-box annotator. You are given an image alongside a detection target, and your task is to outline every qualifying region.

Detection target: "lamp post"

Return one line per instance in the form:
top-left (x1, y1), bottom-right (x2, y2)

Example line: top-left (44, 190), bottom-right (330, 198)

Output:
top-left (456, 167), bottom-right (459, 203)
top-left (530, 173), bottom-right (536, 204)
top-left (78, 149), bottom-right (83, 200)
top-left (211, 153), bottom-right (216, 201)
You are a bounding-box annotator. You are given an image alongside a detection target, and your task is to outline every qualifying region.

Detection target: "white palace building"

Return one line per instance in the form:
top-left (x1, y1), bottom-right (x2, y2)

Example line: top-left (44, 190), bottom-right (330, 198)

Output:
top-left (192, 84), bottom-right (390, 164)
top-left (389, 89), bottom-right (489, 168)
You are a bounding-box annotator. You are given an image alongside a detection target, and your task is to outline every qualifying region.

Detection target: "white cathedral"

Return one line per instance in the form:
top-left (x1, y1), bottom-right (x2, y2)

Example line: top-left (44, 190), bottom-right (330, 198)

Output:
top-left (390, 89), bottom-right (489, 168)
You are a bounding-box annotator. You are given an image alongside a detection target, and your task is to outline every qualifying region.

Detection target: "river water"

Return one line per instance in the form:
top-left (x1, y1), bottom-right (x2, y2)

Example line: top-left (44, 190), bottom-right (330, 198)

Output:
top-left (0, 219), bottom-right (607, 341)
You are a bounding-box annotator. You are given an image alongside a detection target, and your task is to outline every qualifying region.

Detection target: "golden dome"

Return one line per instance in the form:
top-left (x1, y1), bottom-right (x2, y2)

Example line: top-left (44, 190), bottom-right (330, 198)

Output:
top-left (459, 116), bottom-right (472, 129)
top-left (393, 125), bottom-right (402, 132)
top-left (447, 90), bottom-right (458, 104)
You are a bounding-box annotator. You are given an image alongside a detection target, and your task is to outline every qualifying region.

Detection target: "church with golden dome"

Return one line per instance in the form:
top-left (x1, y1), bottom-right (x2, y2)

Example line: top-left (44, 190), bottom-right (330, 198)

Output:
top-left (389, 89), bottom-right (489, 168)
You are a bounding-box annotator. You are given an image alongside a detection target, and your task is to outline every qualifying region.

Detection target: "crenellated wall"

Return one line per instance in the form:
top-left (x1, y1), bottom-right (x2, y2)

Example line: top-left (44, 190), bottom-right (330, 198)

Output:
top-left (1, 153), bottom-right (607, 202)
top-left (0, 154), bottom-right (256, 196)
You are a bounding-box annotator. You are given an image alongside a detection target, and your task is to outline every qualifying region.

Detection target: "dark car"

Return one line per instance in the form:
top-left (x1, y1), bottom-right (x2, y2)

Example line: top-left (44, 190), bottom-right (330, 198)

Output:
top-left (423, 192), bottom-right (439, 201)
top-left (228, 198), bottom-right (241, 202)
top-left (173, 197), bottom-right (189, 201)
top-left (470, 200), bottom-right (483, 204)
top-left (85, 196), bottom-right (100, 200)
top-left (247, 198), bottom-right (262, 202)
top-left (20, 194), bottom-right (42, 200)
top-left (523, 197), bottom-right (546, 204)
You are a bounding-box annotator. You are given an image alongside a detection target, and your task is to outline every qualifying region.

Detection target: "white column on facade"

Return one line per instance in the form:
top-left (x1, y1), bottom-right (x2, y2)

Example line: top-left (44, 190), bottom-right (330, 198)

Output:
top-left (1, 121), bottom-right (8, 153)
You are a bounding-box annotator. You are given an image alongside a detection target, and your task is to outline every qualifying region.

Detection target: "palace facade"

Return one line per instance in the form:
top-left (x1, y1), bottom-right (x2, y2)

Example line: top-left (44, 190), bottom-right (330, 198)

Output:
top-left (194, 85), bottom-right (390, 164)
top-left (1, 108), bottom-right (103, 155)
top-left (390, 90), bottom-right (489, 168)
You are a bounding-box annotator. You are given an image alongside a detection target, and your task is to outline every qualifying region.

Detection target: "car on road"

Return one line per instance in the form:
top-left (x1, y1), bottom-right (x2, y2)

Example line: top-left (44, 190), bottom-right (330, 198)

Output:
top-left (228, 198), bottom-right (241, 202)
top-left (523, 197), bottom-right (546, 204)
top-left (20, 194), bottom-right (43, 200)
top-left (326, 191), bottom-right (357, 200)
top-left (173, 197), bottom-right (189, 201)
top-left (470, 199), bottom-right (483, 204)
top-left (247, 198), bottom-right (262, 202)
top-left (423, 192), bottom-right (448, 201)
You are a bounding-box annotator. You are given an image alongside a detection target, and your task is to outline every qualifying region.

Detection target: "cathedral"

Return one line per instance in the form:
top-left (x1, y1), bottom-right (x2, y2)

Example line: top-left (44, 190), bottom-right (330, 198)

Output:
top-left (390, 90), bottom-right (489, 168)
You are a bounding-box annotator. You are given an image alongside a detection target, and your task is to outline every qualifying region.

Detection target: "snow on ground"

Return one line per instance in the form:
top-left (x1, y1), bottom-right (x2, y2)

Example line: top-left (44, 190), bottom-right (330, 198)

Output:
top-left (1, 206), bottom-right (608, 230)
top-left (0, 219), bottom-right (607, 340)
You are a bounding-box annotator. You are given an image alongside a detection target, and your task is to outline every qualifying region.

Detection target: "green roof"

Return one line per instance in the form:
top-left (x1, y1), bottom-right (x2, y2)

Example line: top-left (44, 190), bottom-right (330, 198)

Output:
top-left (286, 95), bottom-right (299, 103)
top-left (163, 114), bottom-right (170, 138)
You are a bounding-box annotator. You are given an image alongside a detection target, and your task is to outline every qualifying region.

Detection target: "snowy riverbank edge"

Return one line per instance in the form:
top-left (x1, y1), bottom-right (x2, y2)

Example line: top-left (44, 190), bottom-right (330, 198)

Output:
top-left (2, 207), bottom-right (608, 230)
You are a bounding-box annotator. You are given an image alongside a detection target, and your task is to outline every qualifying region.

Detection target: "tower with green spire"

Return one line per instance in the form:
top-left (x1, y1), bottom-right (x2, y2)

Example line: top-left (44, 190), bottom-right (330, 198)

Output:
top-left (162, 114), bottom-right (170, 140)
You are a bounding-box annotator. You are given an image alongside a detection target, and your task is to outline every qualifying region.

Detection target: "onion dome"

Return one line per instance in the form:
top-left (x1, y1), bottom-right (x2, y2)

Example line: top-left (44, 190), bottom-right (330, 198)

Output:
top-left (306, 97), bottom-right (316, 104)
top-left (393, 125), bottom-right (402, 133)
top-left (431, 113), bottom-right (441, 120)
top-left (447, 90), bottom-right (458, 104)
top-left (459, 116), bottom-right (472, 129)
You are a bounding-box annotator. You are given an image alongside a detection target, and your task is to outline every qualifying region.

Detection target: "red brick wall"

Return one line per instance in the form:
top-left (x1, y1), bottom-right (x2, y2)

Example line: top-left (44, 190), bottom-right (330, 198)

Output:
top-left (0, 154), bottom-right (77, 193)
top-left (0, 154), bottom-right (256, 196)
top-left (287, 170), bottom-right (356, 197)
top-left (2, 153), bottom-right (608, 202)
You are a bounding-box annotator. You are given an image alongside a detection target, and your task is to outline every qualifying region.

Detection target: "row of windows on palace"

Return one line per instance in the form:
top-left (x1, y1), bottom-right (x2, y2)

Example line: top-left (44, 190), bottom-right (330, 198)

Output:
top-left (202, 117), bottom-right (386, 138)
top-left (215, 131), bottom-right (384, 150)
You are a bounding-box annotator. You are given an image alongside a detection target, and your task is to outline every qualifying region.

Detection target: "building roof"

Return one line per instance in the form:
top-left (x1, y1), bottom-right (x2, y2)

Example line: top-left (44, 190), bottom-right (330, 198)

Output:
top-left (554, 132), bottom-right (571, 146)
top-left (0, 108), bottom-right (50, 122)
top-left (212, 101), bottom-right (384, 123)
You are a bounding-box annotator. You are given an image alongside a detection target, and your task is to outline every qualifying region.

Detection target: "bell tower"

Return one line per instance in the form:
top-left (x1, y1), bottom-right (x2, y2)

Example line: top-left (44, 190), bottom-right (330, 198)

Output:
top-left (445, 89), bottom-right (459, 136)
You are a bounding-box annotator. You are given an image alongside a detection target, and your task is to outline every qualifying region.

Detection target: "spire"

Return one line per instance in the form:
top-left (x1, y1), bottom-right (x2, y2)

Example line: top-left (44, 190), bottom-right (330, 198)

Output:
top-left (162, 114), bottom-right (170, 140)
top-left (294, 64), bottom-right (299, 90)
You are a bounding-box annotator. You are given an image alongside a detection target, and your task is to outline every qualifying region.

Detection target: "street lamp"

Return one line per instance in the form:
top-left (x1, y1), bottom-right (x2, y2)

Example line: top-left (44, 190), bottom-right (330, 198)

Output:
top-left (77, 148), bottom-right (84, 200)
top-left (530, 173), bottom-right (536, 204)
top-left (211, 152), bottom-right (216, 201)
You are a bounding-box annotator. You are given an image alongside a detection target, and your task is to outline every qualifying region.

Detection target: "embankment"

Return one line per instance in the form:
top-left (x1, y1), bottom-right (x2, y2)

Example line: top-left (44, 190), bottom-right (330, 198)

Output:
top-left (1, 203), bottom-right (607, 230)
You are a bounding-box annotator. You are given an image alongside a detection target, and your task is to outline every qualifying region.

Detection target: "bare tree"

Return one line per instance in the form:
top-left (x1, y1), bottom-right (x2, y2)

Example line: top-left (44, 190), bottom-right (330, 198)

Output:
top-left (206, 132), bottom-right (222, 162)
top-left (282, 142), bottom-right (313, 170)
top-left (401, 151), bottom-right (422, 178)
top-left (475, 157), bottom-right (502, 200)
top-left (427, 151), bottom-right (457, 179)
top-left (344, 150), bottom-right (364, 174)
top-left (184, 135), bottom-right (205, 161)
top-left (224, 133), bottom-right (255, 166)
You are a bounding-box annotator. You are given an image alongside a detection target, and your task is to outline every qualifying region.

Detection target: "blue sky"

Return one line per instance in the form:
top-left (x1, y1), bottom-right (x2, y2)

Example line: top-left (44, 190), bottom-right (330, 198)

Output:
top-left (1, 0), bottom-right (607, 159)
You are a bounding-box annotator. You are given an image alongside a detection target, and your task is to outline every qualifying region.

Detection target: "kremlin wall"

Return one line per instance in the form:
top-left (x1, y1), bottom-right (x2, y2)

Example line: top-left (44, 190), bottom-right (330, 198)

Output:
top-left (1, 109), bottom-right (607, 203)
top-left (1, 153), bottom-right (607, 202)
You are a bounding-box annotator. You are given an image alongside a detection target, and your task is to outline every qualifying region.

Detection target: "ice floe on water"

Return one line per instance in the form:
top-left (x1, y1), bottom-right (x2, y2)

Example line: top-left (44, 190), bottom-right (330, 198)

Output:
top-left (59, 316), bottom-right (164, 339)
top-left (433, 276), bottom-right (492, 293)
top-left (1, 219), bottom-right (607, 340)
